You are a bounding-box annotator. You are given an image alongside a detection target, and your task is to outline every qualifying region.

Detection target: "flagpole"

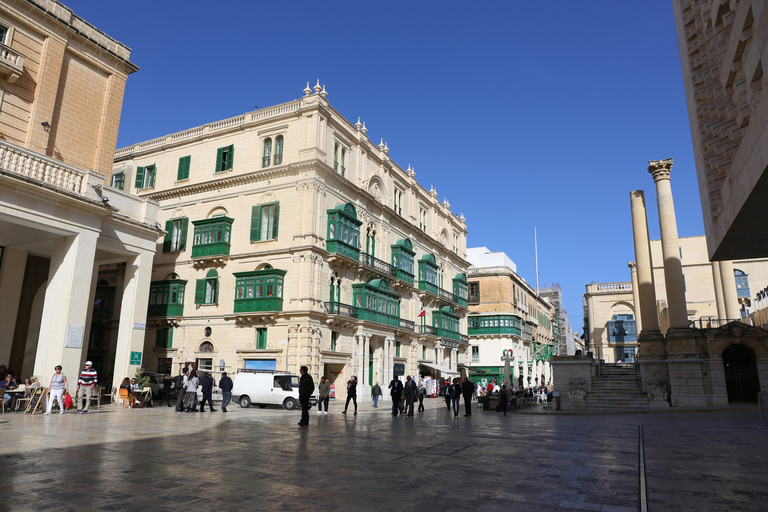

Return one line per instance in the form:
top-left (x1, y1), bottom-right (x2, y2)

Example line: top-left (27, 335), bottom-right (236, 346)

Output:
top-left (535, 227), bottom-right (539, 296)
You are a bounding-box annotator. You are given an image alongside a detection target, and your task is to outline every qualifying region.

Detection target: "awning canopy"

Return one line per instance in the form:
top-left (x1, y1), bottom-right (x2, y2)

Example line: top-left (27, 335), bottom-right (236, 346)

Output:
top-left (419, 362), bottom-right (460, 377)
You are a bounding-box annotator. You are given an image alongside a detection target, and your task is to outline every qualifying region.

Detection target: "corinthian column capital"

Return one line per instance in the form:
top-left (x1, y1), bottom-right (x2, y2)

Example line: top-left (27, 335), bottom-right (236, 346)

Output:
top-left (648, 158), bottom-right (674, 182)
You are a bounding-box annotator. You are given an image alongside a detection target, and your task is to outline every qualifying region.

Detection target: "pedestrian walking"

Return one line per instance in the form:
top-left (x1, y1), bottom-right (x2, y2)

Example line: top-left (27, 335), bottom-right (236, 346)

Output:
top-left (219, 372), bottom-right (233, 412)
top-left (184, 370), bottom-right (199, 413)
top-left (389, 377), bottom-right (403, 416)
top-left (317, 376), bottom-right (330, 414)
top-left (496, 384), bottom-right (509, 415)
top-left (443, 379), bottom-right (451, 410)
top-left (76, 361), bottom-right (97, 414)
top-left (298, 365), bottom-right (314, 427)
top-left (461, 376), bottom-right (474, 417)
top-left (404, 375), bottom-right (417, 416)
top-left (174, 367), bottom-right (188, 413)
top-left (417, 383), bottom-right (426, 412)
top-left (157, 374), bottom-right (174, 407)
top-left (44, 365), bottom-right (68, 415)
top-left (342, 375), bottom-right (357, 415)
top-left (200, 372), bottom-right (217, 412)
top-left (450, 378), bottom-right (461, 417)
top-left (371, 381), bottom-right (382, 408)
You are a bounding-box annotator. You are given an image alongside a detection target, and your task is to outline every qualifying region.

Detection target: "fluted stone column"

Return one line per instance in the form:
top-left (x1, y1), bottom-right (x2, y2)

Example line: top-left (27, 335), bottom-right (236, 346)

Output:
top-left (649, 159), bottom-right (688, 329)
top-left (629, 190), bottom-right (660, 332)
top-left (628, 261), bottom-right (643, 333)
top-left (711, 262), bottom-right (727, 321)
top-left (719, 260), bottom-right (741, 320)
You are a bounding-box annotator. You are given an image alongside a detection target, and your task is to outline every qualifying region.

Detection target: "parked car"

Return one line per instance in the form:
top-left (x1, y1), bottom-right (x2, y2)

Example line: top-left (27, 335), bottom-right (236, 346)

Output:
top-left (231, 370), bottom-right (318, 410)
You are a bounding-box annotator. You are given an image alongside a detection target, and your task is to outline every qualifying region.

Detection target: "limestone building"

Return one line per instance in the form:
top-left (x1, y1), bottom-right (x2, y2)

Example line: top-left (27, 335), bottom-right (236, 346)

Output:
top-left (584, 235), bottom-right (768, 364)
top-left (0, 0), bottom-right (157, 386)
top-left (673, 0), bottom-right (768, 260)
top-left (466, 247), bottom-right (555, 388)
top-left (111, 82), bottom-right (470, 402)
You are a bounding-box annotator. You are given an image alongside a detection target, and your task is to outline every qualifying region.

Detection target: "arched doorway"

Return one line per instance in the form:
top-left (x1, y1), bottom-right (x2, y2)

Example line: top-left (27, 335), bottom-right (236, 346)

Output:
top-left (722, 344), bottom-right (760, 402)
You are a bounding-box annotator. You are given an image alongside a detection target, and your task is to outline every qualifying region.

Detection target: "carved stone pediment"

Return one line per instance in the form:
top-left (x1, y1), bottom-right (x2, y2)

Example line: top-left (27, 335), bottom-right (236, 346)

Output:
top-left (711, 321), bottom-right (768, 338)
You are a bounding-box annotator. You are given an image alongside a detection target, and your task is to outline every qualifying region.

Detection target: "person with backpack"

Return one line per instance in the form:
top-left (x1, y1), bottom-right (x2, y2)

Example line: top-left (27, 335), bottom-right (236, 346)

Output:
top-left (174, 367), bottom-right (188, 413)
top-left (218, 372), bottom-right (233, 412)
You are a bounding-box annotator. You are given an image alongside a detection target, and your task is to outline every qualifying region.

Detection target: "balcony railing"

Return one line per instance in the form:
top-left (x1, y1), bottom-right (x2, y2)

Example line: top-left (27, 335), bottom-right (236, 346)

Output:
top-left (324, 302), bottom-right (358, 320)
top-left (0, 42), bottom-right (25, 83)
top-left (689, 318), bottom-right (743, 329)
top-left (360, 253), bottom-right (396, 277)
top-left (262, 156), bottom-right (271, 167)
top-left (0, 140), bottom-right (95, 195)
top-left (437, 328), bottom-right (462, 341)
top-left (418, 281), bottom-right (460, 305)
top-left (234, 297), bottom-right (283, 313)
top-left (327, 240), bottom-right (360, 261)
top-left (399, 318), bottom-right (416, 332)
top-left (274, 154), bottom-right (282, 165)
top-left (358, 308), bottom-right (400, 328)
top-left (418, 325), bottom-right (438, 336)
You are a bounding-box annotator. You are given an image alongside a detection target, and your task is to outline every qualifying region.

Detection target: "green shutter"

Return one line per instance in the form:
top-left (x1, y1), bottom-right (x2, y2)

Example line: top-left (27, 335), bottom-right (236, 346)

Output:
top-left (148, 165), bottom-right (156, 187)
top-left (163, 220), bottom-right (173, 252)
top-left (251, 205), bottom-right (261, 241)
top-left (272, 202), bottom-right (279, 238)
top-left (195, 279), bottom-right (205, 304)
top-left (178, 156), bottom-right (190, 180)
top-left (226, 145), bottom-right (234, 170)
top-left (135, 167), bottom-right (145, 189)
top-left (215, 148), bottom-right (223, 172)
top-left (180, 218), bottom-right (188, 250)
top-left (168, 327), bottom-right (174, 348)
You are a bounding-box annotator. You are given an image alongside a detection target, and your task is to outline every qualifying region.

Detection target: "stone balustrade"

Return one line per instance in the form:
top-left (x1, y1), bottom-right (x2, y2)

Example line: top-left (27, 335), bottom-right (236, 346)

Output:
top-left (114, 99), bottom-right (303, 158)
top-left (0, 42), bottom-right (26, 83)
top-left (586, 282), bottom-right (632, 294)
top-left (0, 139), bottom-right (99, 196)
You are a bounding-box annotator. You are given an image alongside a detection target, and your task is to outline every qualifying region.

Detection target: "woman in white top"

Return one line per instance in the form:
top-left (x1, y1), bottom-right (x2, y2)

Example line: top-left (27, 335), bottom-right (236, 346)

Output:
top-left (184, 370), bottom-right (199, 413)
top-left (44, 365), bottom-right (68, 415)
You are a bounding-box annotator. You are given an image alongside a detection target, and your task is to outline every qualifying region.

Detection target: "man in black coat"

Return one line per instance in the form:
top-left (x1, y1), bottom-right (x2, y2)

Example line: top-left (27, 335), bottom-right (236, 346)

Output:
top-left (403, 375), bottom-right (418, 417)
top-left (199, 373), bottom-right (217, 412)
top-left (219, 372), bottom-right (233, 412)
top-left (461, 377), bottom-right (474, 417)
top-left (389, 378), bottom-right (403, 416)
top-left (298, 365), bottom-right (314, 427)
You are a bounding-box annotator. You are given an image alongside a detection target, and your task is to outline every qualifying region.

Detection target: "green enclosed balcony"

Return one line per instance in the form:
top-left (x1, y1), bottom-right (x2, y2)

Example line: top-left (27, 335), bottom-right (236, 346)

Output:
top-left (233, 269), bottom-right (286, 313)
top-left (391, 239), bottom-right (415, 285)
top-left (453, 273), bottom-right (468, 308)
top-left (326, 203), bottom-right (361, 262)
top-left (353, 279), bottom-right (401, 328)
top-left (433, 305), bottom-right (462, 341)
top-left (468, 314), bottom-right (522, 336)
top-left (147, 279), bottom-right (187, 318)
top-left (191, 217), bottom-right (233, 259)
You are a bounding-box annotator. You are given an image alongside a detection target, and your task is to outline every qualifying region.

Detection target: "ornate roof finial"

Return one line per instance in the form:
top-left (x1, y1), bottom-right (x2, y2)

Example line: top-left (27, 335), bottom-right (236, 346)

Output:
top-left (320, 84), bottom-right (328, 98)
top-left (314, 79), bottom-right (322, 93)
top-left (443, 198), bottom-right (450, 209)
top-left (406, 164), bottom-right (416, 177)
top-left (459, 213), bottom-right (466, 222)
top-left (379, 139), bottom-right (385, 151)
top-left (355, 117), bottom-right (363, 130)
top-left (361, 122), bottom-right (367, 134)
top-left (429, 186), bottom-right (438, 198)
top-left (383, 142), bottom-right (389, 154)
top-left (303, 82), bottom-right (312, 96)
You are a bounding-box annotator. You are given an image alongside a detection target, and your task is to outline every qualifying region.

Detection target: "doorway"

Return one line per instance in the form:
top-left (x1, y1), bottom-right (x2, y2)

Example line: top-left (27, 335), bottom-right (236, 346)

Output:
top-left (722, 344), bottom-right (760, 402)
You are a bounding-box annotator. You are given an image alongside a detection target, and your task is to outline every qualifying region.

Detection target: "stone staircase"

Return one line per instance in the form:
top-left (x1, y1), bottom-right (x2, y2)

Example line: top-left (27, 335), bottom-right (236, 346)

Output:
top-left (585, 364), bottom-right (649, 410)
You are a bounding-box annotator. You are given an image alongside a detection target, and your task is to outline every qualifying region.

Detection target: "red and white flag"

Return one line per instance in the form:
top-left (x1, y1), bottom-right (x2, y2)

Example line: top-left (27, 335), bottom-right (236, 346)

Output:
top-left (417, 307), bottom-right (426, 318)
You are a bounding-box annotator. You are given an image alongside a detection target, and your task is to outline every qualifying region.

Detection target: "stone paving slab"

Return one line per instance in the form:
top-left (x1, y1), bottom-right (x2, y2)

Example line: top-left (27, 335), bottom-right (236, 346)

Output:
top-left (0, 400), bottom-right (765, 511)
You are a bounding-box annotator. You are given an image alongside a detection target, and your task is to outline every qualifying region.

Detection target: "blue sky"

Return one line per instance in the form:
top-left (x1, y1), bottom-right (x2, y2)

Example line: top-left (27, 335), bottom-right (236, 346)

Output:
top-left (67, 0), bottom-right (703, 332)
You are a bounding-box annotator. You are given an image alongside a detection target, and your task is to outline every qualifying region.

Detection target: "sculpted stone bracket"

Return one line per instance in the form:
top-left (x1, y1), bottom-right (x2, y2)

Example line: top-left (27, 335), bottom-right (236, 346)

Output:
top-left (232, 314), bottom-right (278, 326)
top-left (326, 253), bottom-right (358, 271)
top-left (192, 256), bottom-right (229, 270)
top-left (147, 317), bottom-right (182, 328)
top-left (324, 317), bottom-right (357, 329)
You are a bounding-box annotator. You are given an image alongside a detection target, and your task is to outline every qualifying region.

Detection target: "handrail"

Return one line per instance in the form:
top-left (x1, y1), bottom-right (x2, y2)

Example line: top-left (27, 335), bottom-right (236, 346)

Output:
top-left (0, 140), bottom-right (92, 195)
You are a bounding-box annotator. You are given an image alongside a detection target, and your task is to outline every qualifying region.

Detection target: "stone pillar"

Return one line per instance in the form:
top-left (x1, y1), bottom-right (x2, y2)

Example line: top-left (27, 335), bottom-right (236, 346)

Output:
top-left (711, 262), bottom-right (727, 322)
top-left (33, 231), bottom-right (99, 379)
top-left (361, 334), bottom-right (371, 400)
top-left (719, 260), bottom-right (741, 321)
top-left (648, 159), bottom-right (688, 329)
top-left (628, 261), bottom-right (643, 333)
top-left (112, 250), bottom-right (154, 384)
top-left (0, 248), bottom-right (28, 365)
top-left (629, 190), bottom-right (660, 332)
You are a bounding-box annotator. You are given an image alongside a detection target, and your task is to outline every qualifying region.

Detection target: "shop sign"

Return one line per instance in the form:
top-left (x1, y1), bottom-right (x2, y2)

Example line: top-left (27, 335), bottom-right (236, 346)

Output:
top-left (393, 363), bottom-right (405, 376)
top-left (129, 351), bottom-right (142, 365)
top-left (440, 339), bottom-right (460, 349)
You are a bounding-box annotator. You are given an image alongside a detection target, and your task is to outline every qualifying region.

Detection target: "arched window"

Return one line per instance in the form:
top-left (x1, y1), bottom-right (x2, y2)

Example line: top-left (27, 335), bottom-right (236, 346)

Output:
top-left (200, 341), bottom-right (214, 353)
top-left (734, 269), bottom-right (750, 298)
top-left (195, 269), bottom-right (219, 305)
top-left (263, 138), bottom-right (272, 168)
top-left (329, 272), bottom-right (341, 303)
top-left (274, 136), bottom-right (283, 165)
top-left (365, 223), bottom-right (376, 257)
top-left (334, 143), bottom-right (346, 176)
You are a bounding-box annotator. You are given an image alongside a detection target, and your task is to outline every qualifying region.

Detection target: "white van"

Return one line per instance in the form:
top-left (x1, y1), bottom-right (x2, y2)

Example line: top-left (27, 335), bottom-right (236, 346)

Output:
top-left (231, 370), bottom-right (318, 410)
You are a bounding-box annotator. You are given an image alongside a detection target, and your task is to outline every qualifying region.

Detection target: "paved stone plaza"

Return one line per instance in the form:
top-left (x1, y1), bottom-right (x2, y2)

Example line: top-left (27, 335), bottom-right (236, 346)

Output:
top-left (0, 399), bottom-right (765, 512)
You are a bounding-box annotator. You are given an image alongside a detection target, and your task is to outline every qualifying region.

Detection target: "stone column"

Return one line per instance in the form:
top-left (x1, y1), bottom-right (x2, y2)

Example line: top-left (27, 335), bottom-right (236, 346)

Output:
top-left (0, 248), bottom-right (28, 365)
top-left (711, 262), bottom-right (726, 322)
top-left (628, 261), bottom-right (643, 333)
top-left (112, 250), bottom-right (154, 383)
top-left (648, 159), bottom-right (688, 329)
top-left (719, 260), bottom-right (741, 321)
top-left (33, 231), bottom-right (99, 378)
top-left (362, 334), bottom-right (371, 398)
top-left (629, 190), bottom-right (660, 331)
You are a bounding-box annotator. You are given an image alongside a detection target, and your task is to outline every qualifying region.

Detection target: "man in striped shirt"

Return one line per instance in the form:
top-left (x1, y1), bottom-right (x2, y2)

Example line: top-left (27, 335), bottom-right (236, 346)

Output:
top-left (76, 361), bottom-right (98, 414)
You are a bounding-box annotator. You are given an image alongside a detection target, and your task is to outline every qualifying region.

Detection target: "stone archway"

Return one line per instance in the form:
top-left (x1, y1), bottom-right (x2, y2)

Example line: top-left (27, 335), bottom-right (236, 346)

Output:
top-left (722, 344), bottom-right (760, 402)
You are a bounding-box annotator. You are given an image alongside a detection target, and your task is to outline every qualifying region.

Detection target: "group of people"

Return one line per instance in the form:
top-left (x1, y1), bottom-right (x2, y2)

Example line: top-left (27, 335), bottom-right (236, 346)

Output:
top-left (170, 367), bottom-right (234, 413)
top-left (0, 368), bottom-right (41, 412)
top-left (1, 361), bottom-right (101, 414)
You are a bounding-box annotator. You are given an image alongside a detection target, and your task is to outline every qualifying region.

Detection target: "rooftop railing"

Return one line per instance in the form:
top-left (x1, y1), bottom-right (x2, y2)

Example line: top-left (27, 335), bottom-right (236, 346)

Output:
top-left (0, 139), bottom-right (95, 196)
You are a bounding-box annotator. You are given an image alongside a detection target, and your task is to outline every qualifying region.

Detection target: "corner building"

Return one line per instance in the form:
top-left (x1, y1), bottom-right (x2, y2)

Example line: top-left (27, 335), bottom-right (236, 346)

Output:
top-left (112, 83), bottom-right (470, 402)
